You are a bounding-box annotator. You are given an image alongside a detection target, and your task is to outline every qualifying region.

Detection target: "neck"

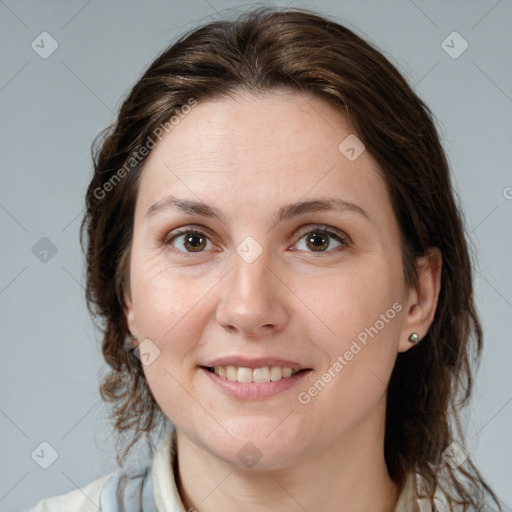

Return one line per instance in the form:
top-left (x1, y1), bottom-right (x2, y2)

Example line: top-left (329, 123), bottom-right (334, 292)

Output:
top-left (174, 399), bottom-right (401, 512)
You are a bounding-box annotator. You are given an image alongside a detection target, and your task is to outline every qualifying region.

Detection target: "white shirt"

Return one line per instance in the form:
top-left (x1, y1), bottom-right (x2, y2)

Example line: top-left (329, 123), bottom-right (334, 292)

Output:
top-left (26, 428), bottom-right (419, 511)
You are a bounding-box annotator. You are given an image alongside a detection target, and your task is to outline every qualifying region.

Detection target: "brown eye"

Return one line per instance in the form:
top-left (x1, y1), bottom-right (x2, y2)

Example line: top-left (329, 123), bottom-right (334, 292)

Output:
top-left (182, 232), bottom-right (207, 252)
top-left (165, 230), bottom-right (212, 254)
top-left (305, 232), bottom-right (330, 252)
top-left (294, 226), bottom-right (348, 254)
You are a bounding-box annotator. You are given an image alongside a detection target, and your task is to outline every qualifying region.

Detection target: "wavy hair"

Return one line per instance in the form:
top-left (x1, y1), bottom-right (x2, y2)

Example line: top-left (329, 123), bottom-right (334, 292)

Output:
top-left (80, 6), bottom-right (501, 510)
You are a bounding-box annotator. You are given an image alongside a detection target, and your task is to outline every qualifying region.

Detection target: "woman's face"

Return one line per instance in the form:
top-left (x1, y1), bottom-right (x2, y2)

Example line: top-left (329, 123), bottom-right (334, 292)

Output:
top-left (125, 90), bottom-right (420, 469)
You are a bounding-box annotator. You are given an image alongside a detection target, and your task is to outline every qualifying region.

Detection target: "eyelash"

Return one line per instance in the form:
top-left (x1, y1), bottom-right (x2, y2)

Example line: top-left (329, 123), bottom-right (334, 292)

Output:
top-left (161, 224), bottom-right (350, 259)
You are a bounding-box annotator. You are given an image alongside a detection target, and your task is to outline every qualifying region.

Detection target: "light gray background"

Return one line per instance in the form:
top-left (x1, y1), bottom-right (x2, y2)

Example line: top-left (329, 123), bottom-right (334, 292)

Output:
top-left (1, 1), bottom-right (511, 511)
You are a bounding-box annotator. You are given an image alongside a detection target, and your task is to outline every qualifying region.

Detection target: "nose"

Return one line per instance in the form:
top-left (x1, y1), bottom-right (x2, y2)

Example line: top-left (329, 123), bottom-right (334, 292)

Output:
top-left (215, 245), bottom-right (289, 338)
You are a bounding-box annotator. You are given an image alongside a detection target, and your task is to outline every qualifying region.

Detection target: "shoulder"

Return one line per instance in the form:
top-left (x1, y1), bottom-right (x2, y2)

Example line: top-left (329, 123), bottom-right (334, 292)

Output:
top-left (25, 472), bottom-right (114, 512)
top-left (24, 430), bottom-right (173, 512)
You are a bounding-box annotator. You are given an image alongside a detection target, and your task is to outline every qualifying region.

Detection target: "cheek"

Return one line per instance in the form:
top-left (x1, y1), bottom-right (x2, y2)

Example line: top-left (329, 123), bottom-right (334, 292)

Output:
top-left (130, 256), bottom-right (219, 350)
top-left (132, 266), bottom-right (213, 421)
top-left (132, 249), bottom-right (188, 320)
top-left (296, 267), bottom-right (403, 429)
top-left (296, 254), bottom-right (404, 404)
top-left (303, 257), bottom-right (401, 338)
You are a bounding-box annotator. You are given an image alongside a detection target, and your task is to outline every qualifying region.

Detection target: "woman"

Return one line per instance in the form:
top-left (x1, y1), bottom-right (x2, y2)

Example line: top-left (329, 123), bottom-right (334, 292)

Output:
top-left (27, 6), bottom-right (502, 512)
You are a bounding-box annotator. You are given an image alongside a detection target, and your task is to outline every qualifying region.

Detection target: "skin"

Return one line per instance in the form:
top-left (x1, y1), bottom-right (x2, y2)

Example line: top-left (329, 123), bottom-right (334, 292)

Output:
top-left (124, 89), bottom-right (442, 512)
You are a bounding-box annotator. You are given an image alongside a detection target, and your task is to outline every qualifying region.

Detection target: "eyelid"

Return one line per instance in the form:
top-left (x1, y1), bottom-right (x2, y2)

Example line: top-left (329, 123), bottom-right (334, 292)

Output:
top-left (294, 224), bottom-right (349, 243)
top-left (161, 224), bottom-right (216, 245)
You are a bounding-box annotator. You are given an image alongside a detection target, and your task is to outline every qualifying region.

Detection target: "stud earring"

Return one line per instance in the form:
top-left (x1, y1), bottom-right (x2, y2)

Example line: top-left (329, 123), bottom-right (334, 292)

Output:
top-left (408, 332), bottom-right (420, 343)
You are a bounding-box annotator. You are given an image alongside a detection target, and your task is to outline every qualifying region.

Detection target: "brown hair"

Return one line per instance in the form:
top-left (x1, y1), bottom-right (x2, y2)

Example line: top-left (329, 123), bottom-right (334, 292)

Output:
top-left (80, 6), bottom-right (501, 510)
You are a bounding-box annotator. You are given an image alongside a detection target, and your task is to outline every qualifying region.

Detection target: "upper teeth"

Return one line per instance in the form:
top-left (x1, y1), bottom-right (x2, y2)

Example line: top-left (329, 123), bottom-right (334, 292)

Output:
top-left (212, 366), bottom-right (301, 383)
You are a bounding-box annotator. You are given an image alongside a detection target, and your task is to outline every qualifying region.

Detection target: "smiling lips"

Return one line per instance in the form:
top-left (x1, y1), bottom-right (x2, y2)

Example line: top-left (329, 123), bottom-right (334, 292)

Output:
top-left (202, 357), bottom-right (309, 381)
top-left (207, 365), bottom-right (302, 383)
top-left (202, 365), bottom-right (311, 399)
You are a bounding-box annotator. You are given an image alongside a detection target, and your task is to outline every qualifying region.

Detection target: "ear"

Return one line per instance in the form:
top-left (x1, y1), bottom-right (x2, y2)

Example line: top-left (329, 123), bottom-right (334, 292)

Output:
top-left (398, 247), bottom-right (442, 353)
top-left (123, 288), bottom-right (138, 349)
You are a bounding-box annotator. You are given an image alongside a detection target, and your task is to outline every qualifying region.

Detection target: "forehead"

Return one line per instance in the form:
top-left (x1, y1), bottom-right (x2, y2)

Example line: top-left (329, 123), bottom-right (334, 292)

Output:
top-left (145, 89), bottom-right (355, 167)
top-left (136, 90), bottom-right (392, 225)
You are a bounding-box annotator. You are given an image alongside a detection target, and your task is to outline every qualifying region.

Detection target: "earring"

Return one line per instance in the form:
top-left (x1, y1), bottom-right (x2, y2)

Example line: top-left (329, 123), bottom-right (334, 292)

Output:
top-left (408, 332), bottom-right (420, 343)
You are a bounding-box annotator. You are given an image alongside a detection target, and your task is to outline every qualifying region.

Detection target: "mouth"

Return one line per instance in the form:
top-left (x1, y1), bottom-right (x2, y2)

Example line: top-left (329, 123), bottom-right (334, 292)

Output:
top-left (202, 365), bottom-right (308, 383)
top-left (199, 363), bottom-right (312, 399)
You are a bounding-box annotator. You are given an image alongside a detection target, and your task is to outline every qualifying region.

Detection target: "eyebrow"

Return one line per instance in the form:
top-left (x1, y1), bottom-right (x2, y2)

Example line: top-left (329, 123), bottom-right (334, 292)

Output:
top-left (145, 194), bottom-right (370, 224)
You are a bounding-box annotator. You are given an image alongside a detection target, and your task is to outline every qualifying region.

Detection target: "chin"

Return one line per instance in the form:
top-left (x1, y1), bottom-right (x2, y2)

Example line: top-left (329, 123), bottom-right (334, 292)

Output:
top-left (204, 426), bottom-right (307, 470)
